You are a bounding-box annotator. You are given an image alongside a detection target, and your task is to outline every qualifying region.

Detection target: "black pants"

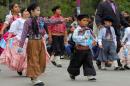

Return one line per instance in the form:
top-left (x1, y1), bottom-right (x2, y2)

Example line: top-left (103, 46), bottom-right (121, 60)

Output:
top-left (67, 49), bottom-right (96, 76)
top-left (116, 37), bottom-right (122, 67)
top-left (51, 36), bottom-right (65, 56)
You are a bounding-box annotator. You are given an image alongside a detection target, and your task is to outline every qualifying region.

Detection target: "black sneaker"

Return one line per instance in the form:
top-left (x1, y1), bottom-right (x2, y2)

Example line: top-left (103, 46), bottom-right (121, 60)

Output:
top-left (119, 67), bottom-right (125, 70)
top-left (114, 67), bottom-right (120, 70)
top-left (97, 65), bottom-right (101, 70)
top-left (60, 56), bottom-right (64, 59)
top-left (34, 82), bottom-right (44, 86)
top-left (96, 61), bottom-right (101, 69)
top-left (124, 65), bottom-right (130, 70)
top-left (114, 67), bottom-right (125, 70)
top-left (69, 74), bottom-right (75, 80)
top-left (51, 61), bottom-right (57, 66)
top-left (88, 78), bottom-right (96, 81)
top-left (56, 64), bottom-right (62, 68)
top-left (17, 71), bottom-right (22, 76)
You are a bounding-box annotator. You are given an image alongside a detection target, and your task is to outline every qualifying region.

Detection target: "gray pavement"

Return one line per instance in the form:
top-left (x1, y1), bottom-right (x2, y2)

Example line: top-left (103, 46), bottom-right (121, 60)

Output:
top-left (0, 60), bottom-right (130, 86)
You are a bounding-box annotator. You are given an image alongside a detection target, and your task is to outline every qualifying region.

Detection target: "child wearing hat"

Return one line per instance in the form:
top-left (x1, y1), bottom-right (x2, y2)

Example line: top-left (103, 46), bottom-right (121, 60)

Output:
top-left (97, 16), bottom-right (119, 70)
top-left (67, 14), bottom-right (96, 81)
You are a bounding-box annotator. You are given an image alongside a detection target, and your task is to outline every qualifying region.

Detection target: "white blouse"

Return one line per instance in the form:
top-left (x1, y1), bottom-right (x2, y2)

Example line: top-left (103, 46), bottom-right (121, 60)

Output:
top-left (9, 18), bottom-right (26, 40)
top-left (122, 27), bottom-right (130, 45)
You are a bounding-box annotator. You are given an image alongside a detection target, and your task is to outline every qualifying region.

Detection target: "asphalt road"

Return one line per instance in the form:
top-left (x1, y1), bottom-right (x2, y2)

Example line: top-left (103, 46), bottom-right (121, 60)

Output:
top-left (0, 60), bottom-right (130, 86)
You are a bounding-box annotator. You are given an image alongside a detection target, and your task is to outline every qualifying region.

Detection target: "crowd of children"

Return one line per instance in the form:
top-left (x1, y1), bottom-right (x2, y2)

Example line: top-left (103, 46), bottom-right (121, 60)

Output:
top-left (0, 1), bottom-right (130, 86)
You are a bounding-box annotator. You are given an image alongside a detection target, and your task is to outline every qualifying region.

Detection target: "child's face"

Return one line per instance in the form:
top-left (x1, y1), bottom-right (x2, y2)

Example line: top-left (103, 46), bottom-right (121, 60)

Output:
top-left (104, 21), bottom-right (112, 26)
top-left (31, 6), bottom-right (40, 17)
top-left (12, 4), bottom-right (20, 13)
top-left (55, 8), bottom-right (61, 15)
top-left (23, 9), bottom-right (30, 18)
top-left (78, 18), bottom-right (89, 27)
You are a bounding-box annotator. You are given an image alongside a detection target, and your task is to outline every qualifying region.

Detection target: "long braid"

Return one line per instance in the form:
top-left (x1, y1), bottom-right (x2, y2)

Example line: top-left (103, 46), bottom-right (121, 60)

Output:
top-left (31, 17), bottom-right (39, 37)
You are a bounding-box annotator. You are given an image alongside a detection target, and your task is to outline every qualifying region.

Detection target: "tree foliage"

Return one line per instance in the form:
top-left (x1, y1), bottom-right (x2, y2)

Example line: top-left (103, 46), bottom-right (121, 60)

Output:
top-left (0, 0), bottom-right (130, 21)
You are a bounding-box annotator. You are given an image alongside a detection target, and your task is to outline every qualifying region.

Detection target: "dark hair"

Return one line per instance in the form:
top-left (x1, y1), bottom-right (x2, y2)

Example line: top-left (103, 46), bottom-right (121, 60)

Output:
top-left (9, 3), bottom-right (19, 10)
top-left (52, 5), bottom-right (60, 13)
top-left (31, 17), bottom-right (39, 37)
top-left (20, 7), bottom-right (27, 16)
top-left (103, 16), bottom-right (113, 23)
top-left (27, 3), bottom-right (39, 14)
top-left (77, 14), bottom-right (89, 21)
top-left (27, 3), bottom-right (40, 37)
top-left (123, 11), bottom-right (129, 14)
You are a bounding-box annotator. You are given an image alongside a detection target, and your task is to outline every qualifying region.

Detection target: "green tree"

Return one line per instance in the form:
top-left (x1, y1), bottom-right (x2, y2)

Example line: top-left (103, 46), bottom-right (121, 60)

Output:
top-left (0, 0), bottom-right (130, 21)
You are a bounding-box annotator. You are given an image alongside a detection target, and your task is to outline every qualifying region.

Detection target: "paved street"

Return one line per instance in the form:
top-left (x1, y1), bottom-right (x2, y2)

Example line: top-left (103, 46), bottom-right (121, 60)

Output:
top-left (0, 60), bottom-right (130, 86)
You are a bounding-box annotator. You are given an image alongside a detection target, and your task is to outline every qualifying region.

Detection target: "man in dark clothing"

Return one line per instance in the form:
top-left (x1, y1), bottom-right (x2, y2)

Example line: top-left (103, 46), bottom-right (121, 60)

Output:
top-left (122, 11), bottom-right (130, 25)
top-left (95, 0), bottom-right (129, 70)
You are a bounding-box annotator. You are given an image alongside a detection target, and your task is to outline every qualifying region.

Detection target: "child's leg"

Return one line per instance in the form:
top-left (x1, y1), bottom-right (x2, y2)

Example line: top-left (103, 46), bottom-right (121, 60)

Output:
top-left (27, 40), bottom-right (45, 85)
top-left (82, 50), bottom-right (96, 80)
top-left (51, 36), bottom-right (62, 67)
top-left (67, 50), bottom-right (83, 79)
top-left (124, 57), bottom-right (130, 69)
top-left (101, 62), bottom-right (107, 70)
top-left (113, 60), bottom-right (118, 68)
top-left (109, 42), bottom-right (124, 70)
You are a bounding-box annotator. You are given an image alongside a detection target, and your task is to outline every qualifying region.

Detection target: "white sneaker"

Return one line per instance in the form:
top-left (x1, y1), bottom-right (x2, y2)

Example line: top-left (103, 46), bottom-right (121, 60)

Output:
top-left (31, 79), bottom-right (43, 85)
top-left (60, 56), bottom-right (64, 59)
top-left (87, 76), bottom-right (96, 81)
top-left (55, 56), bottom-right (62, 65)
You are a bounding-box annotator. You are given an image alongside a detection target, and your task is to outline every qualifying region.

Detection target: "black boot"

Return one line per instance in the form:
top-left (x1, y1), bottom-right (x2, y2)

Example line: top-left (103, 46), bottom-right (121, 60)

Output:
top-left (69, 74), bottom-right (75, 80)
top-left (124, 65), bottom-right (130, 70)
top-left (96, 60), bottom-right (101, 69)
top-left (51, 61), bottom-right (57, 66)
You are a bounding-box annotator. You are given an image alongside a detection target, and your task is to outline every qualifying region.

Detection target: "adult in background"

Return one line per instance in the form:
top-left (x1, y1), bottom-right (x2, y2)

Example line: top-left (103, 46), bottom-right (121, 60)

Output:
top-left (122, 11), bottom-right (130, 24)
top-left (95, 0), bottom-right (129, 70)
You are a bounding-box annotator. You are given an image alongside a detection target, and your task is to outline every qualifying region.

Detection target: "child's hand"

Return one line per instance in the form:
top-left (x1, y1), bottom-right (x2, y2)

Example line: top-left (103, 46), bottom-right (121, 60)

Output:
top-left (99, 44), bottom-right (103, 48)
top-left (17, 47), bottom-right (23, 53)
top-left (92, 41), bottom-right (97, 46)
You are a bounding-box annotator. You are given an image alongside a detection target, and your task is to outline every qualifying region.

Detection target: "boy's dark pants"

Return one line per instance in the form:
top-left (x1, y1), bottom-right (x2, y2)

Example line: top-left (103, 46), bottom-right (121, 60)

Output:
top-left (51, 36), bottom-right (65, 56)
top-left (67, 49), bottom-right (96, 76)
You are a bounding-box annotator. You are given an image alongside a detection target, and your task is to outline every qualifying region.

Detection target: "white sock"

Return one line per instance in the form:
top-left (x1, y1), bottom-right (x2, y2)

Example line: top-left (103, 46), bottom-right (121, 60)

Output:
top-left (113, 60), bottom-right (118, 68)
top-left (32, 79), bottom-right (42, 85)
top-left (87, 76), bottom-right (96, 79)
top-left (55, 56), bottom-right (61, 65)
top-left (101, 62), bottom-right (106, 69)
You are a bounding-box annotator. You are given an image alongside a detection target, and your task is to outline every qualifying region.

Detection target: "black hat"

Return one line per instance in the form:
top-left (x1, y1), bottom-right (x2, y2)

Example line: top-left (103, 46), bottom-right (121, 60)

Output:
top-left (103, 16), bottom-right (113, 22)
top-left (77, 14), bottom-right (89, 21)
top-left (52, 5), bottom-right (60, 13)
